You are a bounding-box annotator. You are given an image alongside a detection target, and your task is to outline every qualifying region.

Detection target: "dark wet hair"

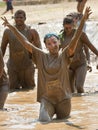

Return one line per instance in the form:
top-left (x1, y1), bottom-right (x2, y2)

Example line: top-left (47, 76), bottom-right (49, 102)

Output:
top-left (63, 16), bottom-right (74, 26)
top-left (44, 33), bottom-right (59, 43)
top-left (67, 12), bottom-right (83, 20)
top-left (14, 10), bottom-right (26, 19)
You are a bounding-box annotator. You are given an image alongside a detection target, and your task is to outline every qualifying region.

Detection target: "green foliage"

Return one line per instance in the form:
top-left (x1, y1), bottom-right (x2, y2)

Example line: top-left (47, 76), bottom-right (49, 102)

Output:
top-left (0, 2), bottom-right (5, 8)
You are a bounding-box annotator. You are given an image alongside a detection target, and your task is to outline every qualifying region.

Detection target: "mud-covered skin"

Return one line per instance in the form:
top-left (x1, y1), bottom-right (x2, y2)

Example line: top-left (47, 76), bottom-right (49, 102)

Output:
top-left (0, 49), bottom-right (9, 109)
top-left (59, 17), bottom-right (98, 93)
top-left (76, 0), bottom-right (87, 13)
top-left (1, 10), bottom-right (41, 91)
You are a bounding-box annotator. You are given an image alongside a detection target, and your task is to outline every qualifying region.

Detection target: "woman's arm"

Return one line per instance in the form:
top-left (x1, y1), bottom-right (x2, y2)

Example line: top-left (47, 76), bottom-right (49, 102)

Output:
top-left (67, 7), bottom-right (92, 57)
top-left (81, 32), bottom-right (98, 56)
top-left (1, 17), bottom-right (36, 54)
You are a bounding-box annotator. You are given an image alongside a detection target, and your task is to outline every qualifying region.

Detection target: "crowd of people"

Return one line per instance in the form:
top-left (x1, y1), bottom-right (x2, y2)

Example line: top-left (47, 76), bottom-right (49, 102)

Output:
top-left (0, 0), bottom-right (98, 123)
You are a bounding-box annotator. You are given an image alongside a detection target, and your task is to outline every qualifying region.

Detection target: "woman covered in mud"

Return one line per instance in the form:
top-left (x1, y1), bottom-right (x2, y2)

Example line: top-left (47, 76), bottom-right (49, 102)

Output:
top-left (1, 7), bottom-right (91, 122)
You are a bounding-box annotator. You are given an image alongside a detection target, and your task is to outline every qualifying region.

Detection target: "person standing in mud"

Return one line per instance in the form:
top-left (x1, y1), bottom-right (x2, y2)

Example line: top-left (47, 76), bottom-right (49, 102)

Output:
top-left (2, 0), bottom-right (14, 15)
top-left (76, 0), bottom-right (87, 14)
top-left (0, 48), bottom-right (9, 110)
top-left (1, 10), bottom-right (41, 91)
top-left (1, 7), bottom-right (92, 122)
top-left (59, 15), bottom-right (98, 93)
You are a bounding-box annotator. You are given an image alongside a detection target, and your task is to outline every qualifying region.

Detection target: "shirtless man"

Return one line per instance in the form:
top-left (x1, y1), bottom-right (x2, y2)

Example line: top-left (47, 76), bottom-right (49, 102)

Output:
top-left (0, 49), bottom-right (9, 110)
top-left (59, 16), bottom-right (98, 93)
top-left (1, 10), bottom-right (41, 91)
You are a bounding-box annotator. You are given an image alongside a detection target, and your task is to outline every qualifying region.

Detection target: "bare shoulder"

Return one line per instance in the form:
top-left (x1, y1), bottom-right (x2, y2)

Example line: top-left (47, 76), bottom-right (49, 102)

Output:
top-left (30, 28), bottom-right (39, 37)
top-left (4, 28), bottom-right (10, 32)
top-left (3, 28), bottom-right (11, 35)
top-left (30, 28), bottom-right (38, 33)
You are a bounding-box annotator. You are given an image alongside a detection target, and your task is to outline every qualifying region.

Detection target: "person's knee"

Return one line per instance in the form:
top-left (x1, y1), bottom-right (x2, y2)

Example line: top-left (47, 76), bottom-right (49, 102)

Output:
top-left (39, 110), bottom-right (51, 122)
top-left (39, 105), bottom-right (51, 122)
top-left (39, 99), bottom-right (53, 122)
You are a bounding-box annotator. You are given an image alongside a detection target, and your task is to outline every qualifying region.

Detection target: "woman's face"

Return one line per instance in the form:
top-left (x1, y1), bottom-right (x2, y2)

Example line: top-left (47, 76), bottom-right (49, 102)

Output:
top-left (64, 23), bottom-right (74, 35)
top-left (45, 36), bottom-right (60, 55)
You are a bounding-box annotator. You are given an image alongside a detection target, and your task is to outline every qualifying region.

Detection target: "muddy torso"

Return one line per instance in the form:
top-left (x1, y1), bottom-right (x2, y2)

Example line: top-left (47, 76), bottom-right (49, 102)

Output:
top-left (32, 49), bottom-right (72, 104)
top-left (7, 26), bottom-right (33, 70)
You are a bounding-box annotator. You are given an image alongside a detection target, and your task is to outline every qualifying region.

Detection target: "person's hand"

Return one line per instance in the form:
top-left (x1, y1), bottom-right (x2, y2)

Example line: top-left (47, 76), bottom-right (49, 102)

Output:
top-left (84, 7), bottom-right (92, 20)
top-left (1, 16), bottom-right (10, 27)
top-left (87, 64), bottom-right (92, 72)
top-left (96, 65), bottom-right (98, 70)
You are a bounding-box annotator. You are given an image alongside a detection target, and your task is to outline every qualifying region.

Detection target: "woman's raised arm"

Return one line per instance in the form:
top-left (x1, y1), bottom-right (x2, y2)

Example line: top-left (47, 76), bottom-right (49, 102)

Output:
top-left (67, 7), bottom-right (92, 56)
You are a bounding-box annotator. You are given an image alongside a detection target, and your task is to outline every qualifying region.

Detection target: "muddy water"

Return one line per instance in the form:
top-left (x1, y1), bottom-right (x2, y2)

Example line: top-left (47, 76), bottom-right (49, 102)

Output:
top-left (0, 89), bottom-right (98, 130)
top-left (0, 21), bottom-right (98, 130)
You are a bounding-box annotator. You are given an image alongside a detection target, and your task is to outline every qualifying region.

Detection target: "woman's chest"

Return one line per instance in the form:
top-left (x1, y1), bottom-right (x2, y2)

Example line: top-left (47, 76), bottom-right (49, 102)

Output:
top-left (44, 55), bottom-right (61, 74)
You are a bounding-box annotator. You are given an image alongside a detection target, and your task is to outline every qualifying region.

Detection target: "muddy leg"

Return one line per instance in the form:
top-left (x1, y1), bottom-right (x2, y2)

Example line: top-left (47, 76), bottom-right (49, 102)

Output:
top-left (69, 69), bottom-right (76, 93)
top-left (0, 85), bottom-right (9, 109)
top-left (39, 98), bottom-right (55, 122)
top-left (18, 65), bottom-right (35, 90)
top-left (56, 99), bottom-right (71, 119)
top-left (75, 64), bottom-right (87, 93)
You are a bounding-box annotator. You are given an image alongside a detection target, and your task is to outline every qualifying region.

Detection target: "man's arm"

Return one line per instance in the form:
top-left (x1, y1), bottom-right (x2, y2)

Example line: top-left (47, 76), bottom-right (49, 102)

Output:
top-left (31, 29), bottom-right (42, 49)
top-left (1, 29), bottom-right (9, 56)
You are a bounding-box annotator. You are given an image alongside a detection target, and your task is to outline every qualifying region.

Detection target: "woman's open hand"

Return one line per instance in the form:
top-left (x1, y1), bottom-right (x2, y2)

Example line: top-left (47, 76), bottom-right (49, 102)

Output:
top-left (84, 7), bottom-right (92, 20)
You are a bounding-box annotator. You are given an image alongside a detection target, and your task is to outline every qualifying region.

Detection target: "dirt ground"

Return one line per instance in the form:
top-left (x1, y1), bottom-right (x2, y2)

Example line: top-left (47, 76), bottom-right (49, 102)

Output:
top-left (14, 0), bottom-right (98, 24)
top-left (1, 0), bottom-right (98, 24)
top-left (0, 0), bottom-right (98, 130)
